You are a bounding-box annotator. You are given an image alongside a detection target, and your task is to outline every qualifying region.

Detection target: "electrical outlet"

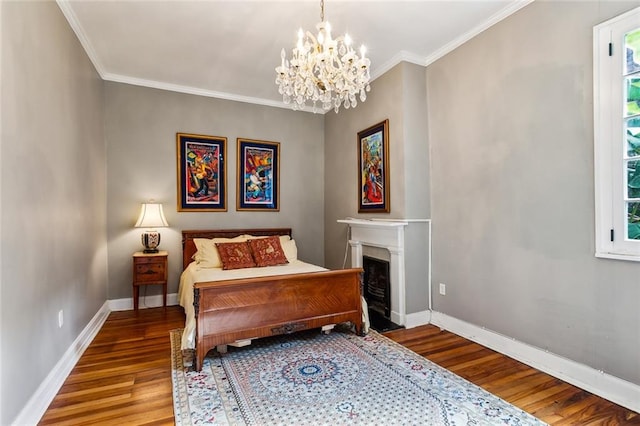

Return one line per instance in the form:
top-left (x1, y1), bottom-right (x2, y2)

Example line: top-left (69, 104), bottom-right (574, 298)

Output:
top-left (58, 310), bottom-right (64, 328)
top-left (439, 283), bottom-right (446, 295)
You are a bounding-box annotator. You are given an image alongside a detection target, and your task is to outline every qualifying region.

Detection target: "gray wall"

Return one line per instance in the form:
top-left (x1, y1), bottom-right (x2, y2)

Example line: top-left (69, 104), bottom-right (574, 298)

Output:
top-left (323, 0), bottom-right (640, 388)
top-left (324, 62), bottom-right (430, 314)
top-left (105, 83), bottom-right (325, 300)
top-left (428, 0), bottom-right (640, 385)
top-left (402, 61), bottom-right (430, 218)
top-left (1, 2), bottom-right (107, 424)
top-left (325, 64), bottom-right (405, 272)
top-left (5, 1), bottom-right (640, 422)
top-left (401, 64), bottom-right (431, 314)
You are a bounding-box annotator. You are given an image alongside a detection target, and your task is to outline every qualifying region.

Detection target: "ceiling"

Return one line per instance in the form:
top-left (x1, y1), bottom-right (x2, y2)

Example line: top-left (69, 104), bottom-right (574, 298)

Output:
top-left (58, 0), bottom-right (532, 111)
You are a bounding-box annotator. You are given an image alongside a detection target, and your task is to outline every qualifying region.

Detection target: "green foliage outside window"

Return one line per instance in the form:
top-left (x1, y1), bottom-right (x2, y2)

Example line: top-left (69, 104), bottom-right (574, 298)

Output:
top-left (626, 29), bottom-right (640, 239)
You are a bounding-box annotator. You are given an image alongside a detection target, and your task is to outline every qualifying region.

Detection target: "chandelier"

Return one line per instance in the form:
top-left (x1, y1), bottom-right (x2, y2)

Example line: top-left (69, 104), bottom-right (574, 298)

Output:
top-left (275, 0), bottom-right (371, 113)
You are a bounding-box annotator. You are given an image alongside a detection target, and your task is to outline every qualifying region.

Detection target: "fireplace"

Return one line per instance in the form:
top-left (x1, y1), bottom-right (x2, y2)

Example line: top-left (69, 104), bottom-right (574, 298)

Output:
top-left (363, 256), bottom-right (390, 319)
top-left (337, 218), bottom-right (408, 329)
top-left (362, 255), bottom-right (401, 331)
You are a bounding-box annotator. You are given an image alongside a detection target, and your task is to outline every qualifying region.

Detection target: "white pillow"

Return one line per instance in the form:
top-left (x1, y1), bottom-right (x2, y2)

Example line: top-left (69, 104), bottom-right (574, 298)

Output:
top-left (194, 235), bottom-right (295, 267)
top-left (239, 234), bottom-right (292, 251)
top-left (193, 235), bottom-right (248, 268)
top-left (281, 238), bottom-right (298, 262)
top-left (240, 234), bottom-right (291, 243)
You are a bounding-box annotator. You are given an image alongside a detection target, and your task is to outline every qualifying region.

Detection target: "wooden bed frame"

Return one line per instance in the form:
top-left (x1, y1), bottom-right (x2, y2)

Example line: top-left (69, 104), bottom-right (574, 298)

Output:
top-left (182, 228), bottom-right (364, 371)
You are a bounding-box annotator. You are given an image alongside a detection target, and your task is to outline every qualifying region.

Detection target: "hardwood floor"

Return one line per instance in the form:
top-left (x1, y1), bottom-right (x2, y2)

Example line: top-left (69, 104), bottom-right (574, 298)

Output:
top-left (40, 306), bottom-right (639, 425)
top-left (39, 307), bottom-right (184, 426)
top-left (383, 325), bottom-right (640, 425)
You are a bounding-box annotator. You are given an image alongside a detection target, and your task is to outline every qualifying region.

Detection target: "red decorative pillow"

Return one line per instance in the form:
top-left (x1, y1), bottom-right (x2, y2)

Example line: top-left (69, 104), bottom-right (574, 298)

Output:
top-left (215, 242), bottom-right (256, 270)
top-left (248, 235), bottom-right (289, 267)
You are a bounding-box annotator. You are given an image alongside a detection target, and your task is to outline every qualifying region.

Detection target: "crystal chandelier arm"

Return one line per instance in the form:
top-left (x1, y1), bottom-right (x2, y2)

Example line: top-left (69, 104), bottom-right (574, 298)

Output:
top-left (305, 31), bottom-right (319, 50)
top-left (275, 0), bottom-right (371, 113)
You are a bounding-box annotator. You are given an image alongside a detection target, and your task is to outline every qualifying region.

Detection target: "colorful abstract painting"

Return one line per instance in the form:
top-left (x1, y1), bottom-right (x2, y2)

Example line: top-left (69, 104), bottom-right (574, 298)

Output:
top-left (177, 133), bottom-right (226, 211)
top-left (358, 120), bottom-right (390, 213)
top-left (237, 139), bottom-right (280, 211)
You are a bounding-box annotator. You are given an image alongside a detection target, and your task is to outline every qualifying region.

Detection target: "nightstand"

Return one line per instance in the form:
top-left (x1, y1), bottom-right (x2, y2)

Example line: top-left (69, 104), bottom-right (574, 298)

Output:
top-left (132, 251), bottom-right (168, 310)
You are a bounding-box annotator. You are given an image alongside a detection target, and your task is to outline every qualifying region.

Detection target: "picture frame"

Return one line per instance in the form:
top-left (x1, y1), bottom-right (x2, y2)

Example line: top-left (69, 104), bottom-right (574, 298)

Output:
top-left (237, 138), bottom-right (280, 211)
top-left (358, 119), bottom-right (390, 213)
top-left (176, 133), bottom-right (227, 212)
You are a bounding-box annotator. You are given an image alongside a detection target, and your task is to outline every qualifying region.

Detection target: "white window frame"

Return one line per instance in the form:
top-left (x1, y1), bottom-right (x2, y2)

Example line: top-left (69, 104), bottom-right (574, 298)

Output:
top-left (594, 7), bottom-right (640, 261)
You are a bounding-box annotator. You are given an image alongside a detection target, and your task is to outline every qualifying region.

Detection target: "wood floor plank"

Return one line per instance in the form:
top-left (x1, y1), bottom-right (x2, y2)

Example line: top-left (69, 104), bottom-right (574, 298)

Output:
top-left (384, 325), bottom-right (640, 425)
top-left (519, 384), bottom-right (580, 412)
top-left (39, 307), bottom-right (184, 426)
top-left (459, 358), bottom-right (531, 383)
top-left (39, 307), bottom-right (639, 425)
top-left (438, 350), bottom-right (502, 371)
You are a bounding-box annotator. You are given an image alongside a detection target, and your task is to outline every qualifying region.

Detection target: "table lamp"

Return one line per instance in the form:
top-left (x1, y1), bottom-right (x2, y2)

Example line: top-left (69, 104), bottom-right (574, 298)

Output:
top-left (134, 202), bottom-right (169, 253)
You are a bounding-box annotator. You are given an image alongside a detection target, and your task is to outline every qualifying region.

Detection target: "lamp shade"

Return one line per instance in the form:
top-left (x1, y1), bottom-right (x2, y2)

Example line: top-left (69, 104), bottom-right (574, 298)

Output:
top-left (135, 203), bottom-right (168, 228)
top-left (135, 203), bottom-right (168, 253)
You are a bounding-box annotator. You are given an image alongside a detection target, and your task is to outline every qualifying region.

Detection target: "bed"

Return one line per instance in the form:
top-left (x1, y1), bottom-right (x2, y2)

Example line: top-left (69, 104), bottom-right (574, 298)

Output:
top-left (179, 228), bottom-right (365, 371)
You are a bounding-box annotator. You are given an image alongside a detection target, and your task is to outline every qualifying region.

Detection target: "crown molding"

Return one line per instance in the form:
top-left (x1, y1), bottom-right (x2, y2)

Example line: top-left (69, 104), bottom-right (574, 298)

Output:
top-left (102, 73), bottom-right (307, 111)
top-left (57, 0), bottom-right (535, 111)
top-left (371, 50), bottom-right (428, 81)
top-left (56, 0), bottom-right (106, 78)
top-left (422, 0), bottom-right (535, 66)
top-left (371, 0), bottom-right (534, 80)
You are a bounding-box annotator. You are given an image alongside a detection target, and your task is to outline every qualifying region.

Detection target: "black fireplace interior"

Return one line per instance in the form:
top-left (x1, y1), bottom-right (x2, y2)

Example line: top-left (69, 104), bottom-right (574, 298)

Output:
top-left (362, 255), bottom-right (403, 332)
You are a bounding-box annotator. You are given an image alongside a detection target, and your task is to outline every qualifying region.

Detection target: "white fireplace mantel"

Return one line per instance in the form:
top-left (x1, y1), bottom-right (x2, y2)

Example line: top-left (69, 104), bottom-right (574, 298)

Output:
top-left (337, 219), bottom-right (408, 325)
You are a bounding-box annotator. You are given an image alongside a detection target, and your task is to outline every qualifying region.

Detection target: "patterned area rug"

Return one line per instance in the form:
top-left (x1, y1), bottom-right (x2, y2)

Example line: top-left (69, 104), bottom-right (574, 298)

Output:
top-left (171, 328), bottom-right (547, 425)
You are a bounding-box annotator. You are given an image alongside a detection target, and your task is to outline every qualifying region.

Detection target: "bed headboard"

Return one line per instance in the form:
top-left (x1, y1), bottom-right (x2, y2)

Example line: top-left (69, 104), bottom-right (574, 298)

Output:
top-left (181, 228), bottom-right (293, 270)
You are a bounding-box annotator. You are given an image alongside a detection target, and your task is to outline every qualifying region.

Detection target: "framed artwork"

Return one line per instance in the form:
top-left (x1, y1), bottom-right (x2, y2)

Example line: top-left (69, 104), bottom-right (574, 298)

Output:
top-left (237, 138), bottom-right (280, 211)
top-left (176, 133), bottom-right (227, 212)
top-left (358, 119), bottom-right (390, 213)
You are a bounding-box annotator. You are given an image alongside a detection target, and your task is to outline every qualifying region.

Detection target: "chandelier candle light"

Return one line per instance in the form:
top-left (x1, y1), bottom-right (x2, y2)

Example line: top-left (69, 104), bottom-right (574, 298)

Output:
top-left (275, 0), bottom-right (371, 113)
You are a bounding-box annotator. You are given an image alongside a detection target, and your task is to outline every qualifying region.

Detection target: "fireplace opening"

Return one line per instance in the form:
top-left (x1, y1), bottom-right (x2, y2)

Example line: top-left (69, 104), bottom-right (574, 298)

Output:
top-left (363, 255), bottom-right (403, 332)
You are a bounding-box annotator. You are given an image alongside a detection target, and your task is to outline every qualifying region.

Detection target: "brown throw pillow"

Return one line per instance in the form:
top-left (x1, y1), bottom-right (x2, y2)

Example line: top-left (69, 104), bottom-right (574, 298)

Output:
top-left (248, 235), bottom-right (289, 267)
top-left (215, 241), bottom-right (256, 270)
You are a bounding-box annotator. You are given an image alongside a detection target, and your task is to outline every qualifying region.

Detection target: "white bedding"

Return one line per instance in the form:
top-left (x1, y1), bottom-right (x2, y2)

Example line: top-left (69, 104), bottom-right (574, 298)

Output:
top-left (178, 260), bottom-right (328, 350)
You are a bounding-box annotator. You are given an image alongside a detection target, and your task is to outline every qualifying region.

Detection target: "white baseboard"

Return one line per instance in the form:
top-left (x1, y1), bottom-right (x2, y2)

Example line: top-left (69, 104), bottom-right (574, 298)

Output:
top-left (14, 293), bottom-right (182, 425)
top-left (430, 311), bottom-right (640, 413)
top-left (12, 301), bottom-right (111, 426)
top-left (23, 303), bottom-right (637, 424)
top-left (404, 309), bottom-right (431, 328)
top-left (108, 292), bottom-right (179, 311)
top-left (390, 310), bottom-right (402, 326)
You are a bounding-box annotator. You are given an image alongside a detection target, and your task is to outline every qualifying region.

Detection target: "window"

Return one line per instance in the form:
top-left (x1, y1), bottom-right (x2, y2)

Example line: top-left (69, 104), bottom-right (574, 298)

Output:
top-left (594, 7), bottom-right (640, 261)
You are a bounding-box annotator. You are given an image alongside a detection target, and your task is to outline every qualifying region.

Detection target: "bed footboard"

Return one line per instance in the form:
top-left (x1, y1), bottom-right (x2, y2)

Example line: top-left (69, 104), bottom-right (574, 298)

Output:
top-left (193, 268), bottom-right (363, 371)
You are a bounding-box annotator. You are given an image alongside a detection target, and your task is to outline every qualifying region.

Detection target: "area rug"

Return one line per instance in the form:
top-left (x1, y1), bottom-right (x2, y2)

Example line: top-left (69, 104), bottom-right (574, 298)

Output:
top-left (170, 328), bottom-right (547, 425)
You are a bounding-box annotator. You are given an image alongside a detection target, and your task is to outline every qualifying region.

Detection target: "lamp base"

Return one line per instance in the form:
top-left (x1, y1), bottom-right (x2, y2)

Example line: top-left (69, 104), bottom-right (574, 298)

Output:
top-left (141, 231), bottom-right (161, 253)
